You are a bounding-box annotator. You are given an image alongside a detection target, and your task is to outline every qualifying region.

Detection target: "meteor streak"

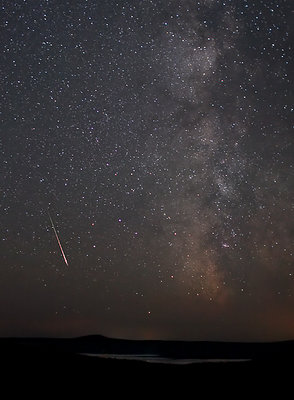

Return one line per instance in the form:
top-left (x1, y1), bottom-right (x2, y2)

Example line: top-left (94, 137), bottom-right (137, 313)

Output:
top-left (48, 212), bottom-right (69, 266)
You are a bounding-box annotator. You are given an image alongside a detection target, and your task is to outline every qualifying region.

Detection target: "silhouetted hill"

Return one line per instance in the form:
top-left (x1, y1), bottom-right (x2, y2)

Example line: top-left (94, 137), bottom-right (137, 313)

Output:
top-left (0, 336), bottom-right (293, 396)
top-left (2, 335), bottom-right (294, 360)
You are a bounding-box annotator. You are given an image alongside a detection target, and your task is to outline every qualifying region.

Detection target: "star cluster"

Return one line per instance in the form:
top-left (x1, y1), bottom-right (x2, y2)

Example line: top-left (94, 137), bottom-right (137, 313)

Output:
top-left (0, 0), bottom-right (293, 340)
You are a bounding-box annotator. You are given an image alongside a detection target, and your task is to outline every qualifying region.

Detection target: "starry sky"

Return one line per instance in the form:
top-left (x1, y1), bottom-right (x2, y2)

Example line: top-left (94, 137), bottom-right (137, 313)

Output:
top-left (1, 0), bottom-right (293, 341)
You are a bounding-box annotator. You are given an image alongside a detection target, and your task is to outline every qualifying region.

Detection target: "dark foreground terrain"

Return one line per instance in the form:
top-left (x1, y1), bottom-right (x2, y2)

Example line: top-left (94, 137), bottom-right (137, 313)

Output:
top-left (1, 336), bottom-right (293, 396)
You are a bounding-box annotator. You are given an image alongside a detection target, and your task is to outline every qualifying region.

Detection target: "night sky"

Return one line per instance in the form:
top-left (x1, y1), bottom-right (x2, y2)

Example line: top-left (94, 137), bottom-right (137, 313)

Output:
top-left (1, 0), bottom-right (293, 341)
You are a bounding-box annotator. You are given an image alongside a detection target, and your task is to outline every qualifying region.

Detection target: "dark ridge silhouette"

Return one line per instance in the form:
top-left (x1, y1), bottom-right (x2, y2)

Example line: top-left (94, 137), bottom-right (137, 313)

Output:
top-left (1, 335), bottom-right (293, 395)
top-left (2, 335), bottom-right (294, 360)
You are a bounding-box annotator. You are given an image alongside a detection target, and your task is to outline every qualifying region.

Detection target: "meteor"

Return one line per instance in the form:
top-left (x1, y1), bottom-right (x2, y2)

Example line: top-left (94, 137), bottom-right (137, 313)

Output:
top-left (48, 212), bottom-right (69, 266)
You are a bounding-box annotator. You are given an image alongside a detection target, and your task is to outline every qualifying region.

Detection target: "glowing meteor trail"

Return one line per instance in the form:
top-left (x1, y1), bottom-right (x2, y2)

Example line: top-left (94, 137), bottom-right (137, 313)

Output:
top-left (48, 212), bottom-right (69, 266)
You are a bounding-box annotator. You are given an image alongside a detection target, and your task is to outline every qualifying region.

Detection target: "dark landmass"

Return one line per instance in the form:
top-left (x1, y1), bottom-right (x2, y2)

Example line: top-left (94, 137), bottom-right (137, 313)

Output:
top-left (2, 334), bottom-right (294, 360)
top-left (1, 335), bottom-right (293, 395)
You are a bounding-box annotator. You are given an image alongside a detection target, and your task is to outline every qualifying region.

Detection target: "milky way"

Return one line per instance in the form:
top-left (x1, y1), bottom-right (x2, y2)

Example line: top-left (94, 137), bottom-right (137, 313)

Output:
top-left (0, 0), bottom-right (293, 340)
